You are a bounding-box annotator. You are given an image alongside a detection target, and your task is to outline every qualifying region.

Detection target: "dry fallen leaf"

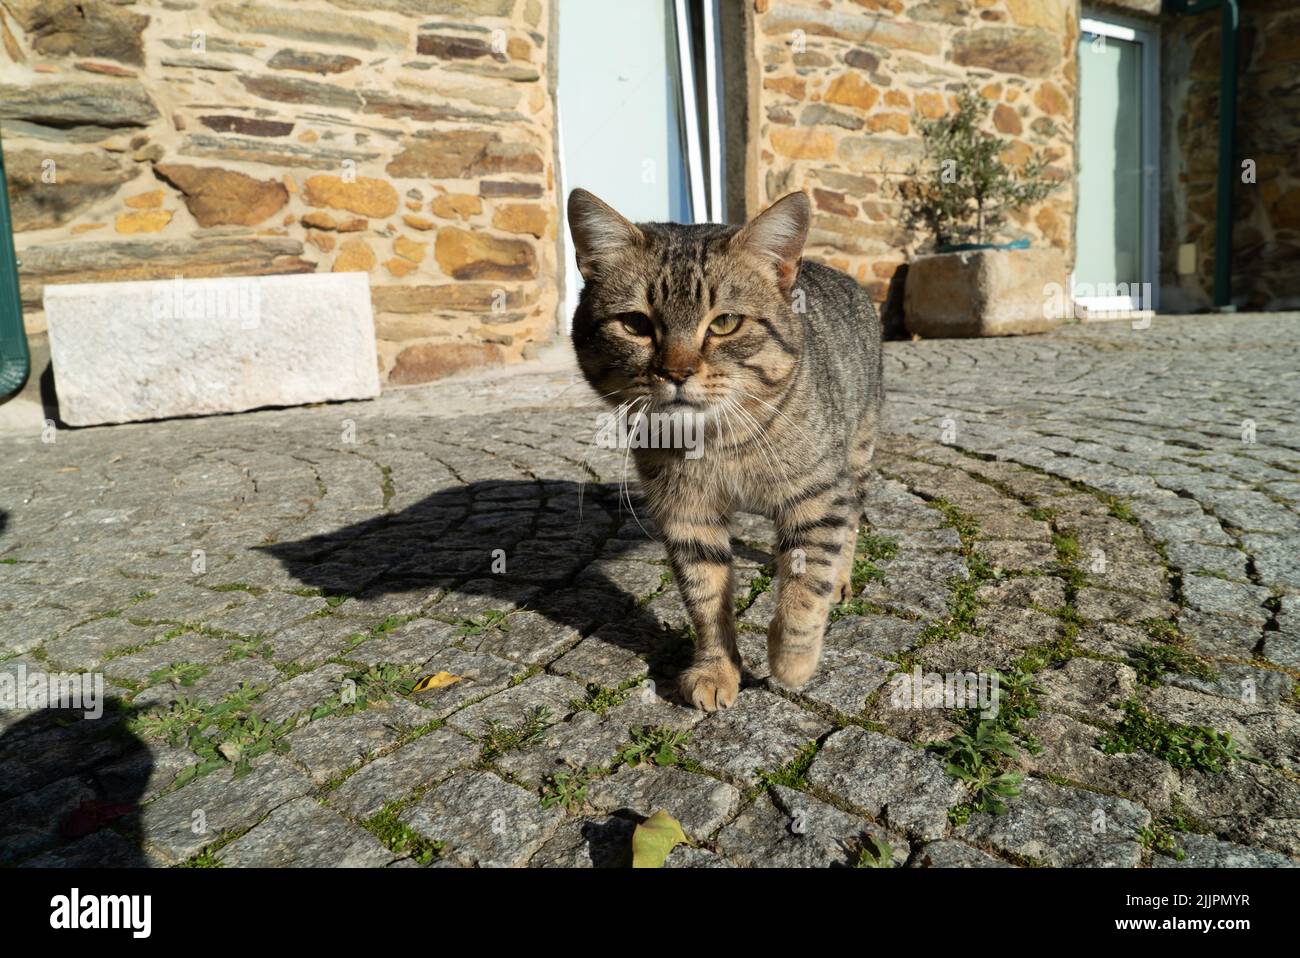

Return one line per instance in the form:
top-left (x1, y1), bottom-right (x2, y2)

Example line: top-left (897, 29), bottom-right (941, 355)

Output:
top-left (413, 671), bottom-right (462, 693)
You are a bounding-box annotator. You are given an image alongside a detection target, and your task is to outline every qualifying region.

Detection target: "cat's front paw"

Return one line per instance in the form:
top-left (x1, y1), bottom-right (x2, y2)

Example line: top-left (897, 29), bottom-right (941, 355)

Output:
top-left (680, 659), bottom-right (740, 711)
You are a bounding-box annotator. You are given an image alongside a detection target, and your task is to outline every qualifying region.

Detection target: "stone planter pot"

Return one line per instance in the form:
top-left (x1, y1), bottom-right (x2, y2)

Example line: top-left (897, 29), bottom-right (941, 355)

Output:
top-left (903, 246), bottom-right (1069, 338)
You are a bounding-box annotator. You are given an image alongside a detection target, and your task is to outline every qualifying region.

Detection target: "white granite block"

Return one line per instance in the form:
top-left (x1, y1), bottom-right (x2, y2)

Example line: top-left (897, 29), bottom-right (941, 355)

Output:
top-left (45, 272), bottom-right (380, 426)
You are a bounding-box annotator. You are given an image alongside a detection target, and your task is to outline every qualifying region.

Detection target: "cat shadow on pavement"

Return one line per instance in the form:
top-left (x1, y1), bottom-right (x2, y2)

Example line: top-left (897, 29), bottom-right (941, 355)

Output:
top-left (263, 479), bottom-right (770, 700)
top-left (0, 701), bottom-right (154, 867)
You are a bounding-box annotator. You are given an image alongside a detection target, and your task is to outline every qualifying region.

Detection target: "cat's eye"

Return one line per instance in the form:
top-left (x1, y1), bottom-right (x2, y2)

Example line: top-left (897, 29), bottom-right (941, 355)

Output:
top-left (617, 312), bottom-right (653, 338)
top-left (708, 313), bottom-right (744, 337)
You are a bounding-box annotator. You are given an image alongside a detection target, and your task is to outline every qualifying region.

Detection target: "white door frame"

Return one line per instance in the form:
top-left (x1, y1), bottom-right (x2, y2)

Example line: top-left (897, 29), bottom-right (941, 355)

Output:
top-left (671, 0), bottom-right (727, 224)
top-left (673, 0), bottom-right (709, 225)
top-left (1074, 13), bottom-right (1160, 317)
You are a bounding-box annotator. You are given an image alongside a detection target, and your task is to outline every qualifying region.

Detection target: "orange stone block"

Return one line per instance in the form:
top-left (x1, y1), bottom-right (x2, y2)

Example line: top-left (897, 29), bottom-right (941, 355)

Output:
top-left (915, 91), bottom-right (946, 119)
top-left (385, 257), bottom-right (419, 278)
top-left (993, 103), bottom-right (1022, 135)
top-left (304, 174), bottom-right (398, 218)
top-left (333, 237), bottom-right (376, 273)
top-left (770, 128), bottom-right (836, 160)
top-left (115, 209), bottom-right (171, 234)
top-left (1034, 81), bottom-right (1069, 117)
top-left (393, 236), bottom-right (427, 262)
top-left (824, 73), bottom-right (880, 112)
top-left (867, 112), bottom-right (909, 134)
top-left (491, 203), bottom-right (548, 238)
top-left (764, 76), bottom-right (807, 100)
top-left (307, 231), bottom-right (336, 253)
top-left (430, 192), bottom-right (483, 220)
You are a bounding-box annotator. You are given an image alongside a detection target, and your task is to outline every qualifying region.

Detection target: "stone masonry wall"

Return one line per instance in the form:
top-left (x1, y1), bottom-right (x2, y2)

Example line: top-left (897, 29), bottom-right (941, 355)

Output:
top-left (747, 0), bottom-right (1079, 314)
top-left (0, 0), bottom-right (560, 385)
top-left (1161, 0), bottom-right (1300, 311)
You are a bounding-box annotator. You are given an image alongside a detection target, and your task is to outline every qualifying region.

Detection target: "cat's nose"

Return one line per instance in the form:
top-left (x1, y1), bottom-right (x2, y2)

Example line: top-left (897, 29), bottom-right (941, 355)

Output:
top-left (654, 364), bottom-right (696, 385)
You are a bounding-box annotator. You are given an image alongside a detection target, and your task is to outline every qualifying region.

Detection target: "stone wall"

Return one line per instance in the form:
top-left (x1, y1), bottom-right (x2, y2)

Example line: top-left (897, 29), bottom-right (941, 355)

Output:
top-left (0, 0), bottom-right (560, 385)
top-left (746, 0), bottom-right (1079, 315)
top-left (1161, 0), bottom-right (1300, 310)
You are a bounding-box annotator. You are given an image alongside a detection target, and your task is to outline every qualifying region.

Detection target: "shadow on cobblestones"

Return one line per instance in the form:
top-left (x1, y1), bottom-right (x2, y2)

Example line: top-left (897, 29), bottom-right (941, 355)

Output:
top-left (261, 480), bottom-right (710, 699)
top-left (0, 703), bottom-right (152, 867)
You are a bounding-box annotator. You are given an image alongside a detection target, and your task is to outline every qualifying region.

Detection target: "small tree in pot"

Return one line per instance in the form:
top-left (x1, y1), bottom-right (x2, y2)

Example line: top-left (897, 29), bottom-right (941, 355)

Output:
top-left (899, 86), bottom-right (1059, 250)
top-left (894, 86), bottom-right (1069, 337)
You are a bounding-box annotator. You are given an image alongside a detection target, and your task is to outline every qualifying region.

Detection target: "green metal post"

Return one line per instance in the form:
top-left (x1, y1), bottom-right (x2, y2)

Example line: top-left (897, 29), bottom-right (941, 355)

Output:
top-left (0, 126), bottom-right (31, 397)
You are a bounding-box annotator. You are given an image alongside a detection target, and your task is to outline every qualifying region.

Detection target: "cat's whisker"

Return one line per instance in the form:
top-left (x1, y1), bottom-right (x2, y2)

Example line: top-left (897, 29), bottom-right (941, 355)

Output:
top-left (723, 401), bottom-right (764, 499)
top-left (741, 391), bottom-right (819, 466)
top-left (715, 400), bottom-right (743, 495)
top-left (740, 390), bottom-right (803, 433)
top-left (559, 377), bottom-right (649, 403)
top-left (573, 398), bottom-right (637, 517)
top-left (726, 397), bottom-right (788, 487)
top-left (618, 397), bottom-right (655, 541)
top-left (569, 393), bottom-right (635, 412)
top-left (554, 379), bottom-right (606, 401)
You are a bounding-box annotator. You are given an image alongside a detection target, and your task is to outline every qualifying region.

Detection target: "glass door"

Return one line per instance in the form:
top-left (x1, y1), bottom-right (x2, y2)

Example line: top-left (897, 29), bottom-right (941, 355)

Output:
top-left (557, 0), bottom-right (725, 329)
top-left (1075, 15), bottom-right (1159, 316)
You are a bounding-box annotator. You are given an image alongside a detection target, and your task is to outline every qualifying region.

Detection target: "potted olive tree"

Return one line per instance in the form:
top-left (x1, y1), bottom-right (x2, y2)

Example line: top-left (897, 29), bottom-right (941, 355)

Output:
top-left (895, 86), bottom-right (1067, 337)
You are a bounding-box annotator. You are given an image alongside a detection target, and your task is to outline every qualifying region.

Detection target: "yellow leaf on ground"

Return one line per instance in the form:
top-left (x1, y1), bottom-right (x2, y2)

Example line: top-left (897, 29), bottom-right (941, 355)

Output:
top-left (413, 671), bottom-right (462, 693)
top-left (631, 810), bottom-right (688, 868)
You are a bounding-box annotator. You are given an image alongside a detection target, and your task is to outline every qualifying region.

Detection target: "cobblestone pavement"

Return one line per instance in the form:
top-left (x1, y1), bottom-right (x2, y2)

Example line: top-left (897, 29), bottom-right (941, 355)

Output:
top-left (2, 314), bottom-right (1298, 868)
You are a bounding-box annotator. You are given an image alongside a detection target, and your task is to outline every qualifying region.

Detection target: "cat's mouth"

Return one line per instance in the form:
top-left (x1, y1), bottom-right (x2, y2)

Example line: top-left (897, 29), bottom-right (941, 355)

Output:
top-left (647, 381), bottom-right (712, 411)
top-left (656, 396), bottom-right (704, 410)
top-left (613, 380), bottom-right (721, 416)
top-left (646, 396), bottom-right (721, 420)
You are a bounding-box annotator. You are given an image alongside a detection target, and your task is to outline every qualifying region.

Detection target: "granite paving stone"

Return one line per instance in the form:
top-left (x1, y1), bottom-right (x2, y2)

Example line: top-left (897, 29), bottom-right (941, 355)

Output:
top-left (956, 778), bottom-right (1150, 867)
top-left (687, 689), bottom-right (831, 787)
top-left (808, 727), bottom-right (965, 841)
top-left (401, 770), bottom-right (564, 867)
top-left (217, 797), bottom-right (398, 867)
top-left (327, 727), bottom-right (479, 820)
top-left (717, 785), bottom-right (910, 867)
top-left (284, 699), bottom-right (432, 785)
top-left (585, 764), bottom-right (741, 839)
top-left (138, 755), bottom-right (312, 863)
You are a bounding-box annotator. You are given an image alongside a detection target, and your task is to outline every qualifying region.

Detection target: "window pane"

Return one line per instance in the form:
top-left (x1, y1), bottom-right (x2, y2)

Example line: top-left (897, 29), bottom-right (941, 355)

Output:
top-left (558, 0), bottom-right (691, 223)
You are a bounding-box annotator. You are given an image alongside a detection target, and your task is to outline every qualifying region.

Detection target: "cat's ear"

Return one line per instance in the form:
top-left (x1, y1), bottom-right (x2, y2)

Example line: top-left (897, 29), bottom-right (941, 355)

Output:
top-left (733, 191), bottom-right (810, 291)
top-left (567, 189), bottom-right (643, 280)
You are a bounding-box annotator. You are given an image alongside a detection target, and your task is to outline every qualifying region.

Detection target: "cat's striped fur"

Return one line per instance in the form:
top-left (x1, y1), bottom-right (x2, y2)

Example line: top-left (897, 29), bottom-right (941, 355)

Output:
top-left (568, 189), bottom-right (883, 710)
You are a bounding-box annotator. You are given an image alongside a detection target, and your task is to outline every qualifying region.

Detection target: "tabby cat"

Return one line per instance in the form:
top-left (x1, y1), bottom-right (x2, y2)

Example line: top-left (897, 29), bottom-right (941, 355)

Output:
top-left (568, 189), bottom-right (883, 711)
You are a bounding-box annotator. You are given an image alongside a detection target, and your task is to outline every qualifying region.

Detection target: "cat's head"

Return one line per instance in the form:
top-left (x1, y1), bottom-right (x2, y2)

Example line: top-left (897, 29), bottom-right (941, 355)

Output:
top-left (567, 189), bottom-right (810, 417)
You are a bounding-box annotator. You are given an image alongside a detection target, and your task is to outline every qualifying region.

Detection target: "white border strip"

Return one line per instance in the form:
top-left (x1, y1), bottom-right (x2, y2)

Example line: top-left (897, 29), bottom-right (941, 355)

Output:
top-left (673, 0), bottom-right (709, 224)
top-left (1080, 16), bottom-right (1136, 42)
top-left (555, 97), bottom-right (577, 334)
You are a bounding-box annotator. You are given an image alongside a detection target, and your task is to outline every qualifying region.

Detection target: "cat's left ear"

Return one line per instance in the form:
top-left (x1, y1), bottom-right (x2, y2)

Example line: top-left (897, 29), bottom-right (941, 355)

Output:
top-left (733, 191), bottom-right (810, 291)
top-left (568, 189), bottom-right (643, 281)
